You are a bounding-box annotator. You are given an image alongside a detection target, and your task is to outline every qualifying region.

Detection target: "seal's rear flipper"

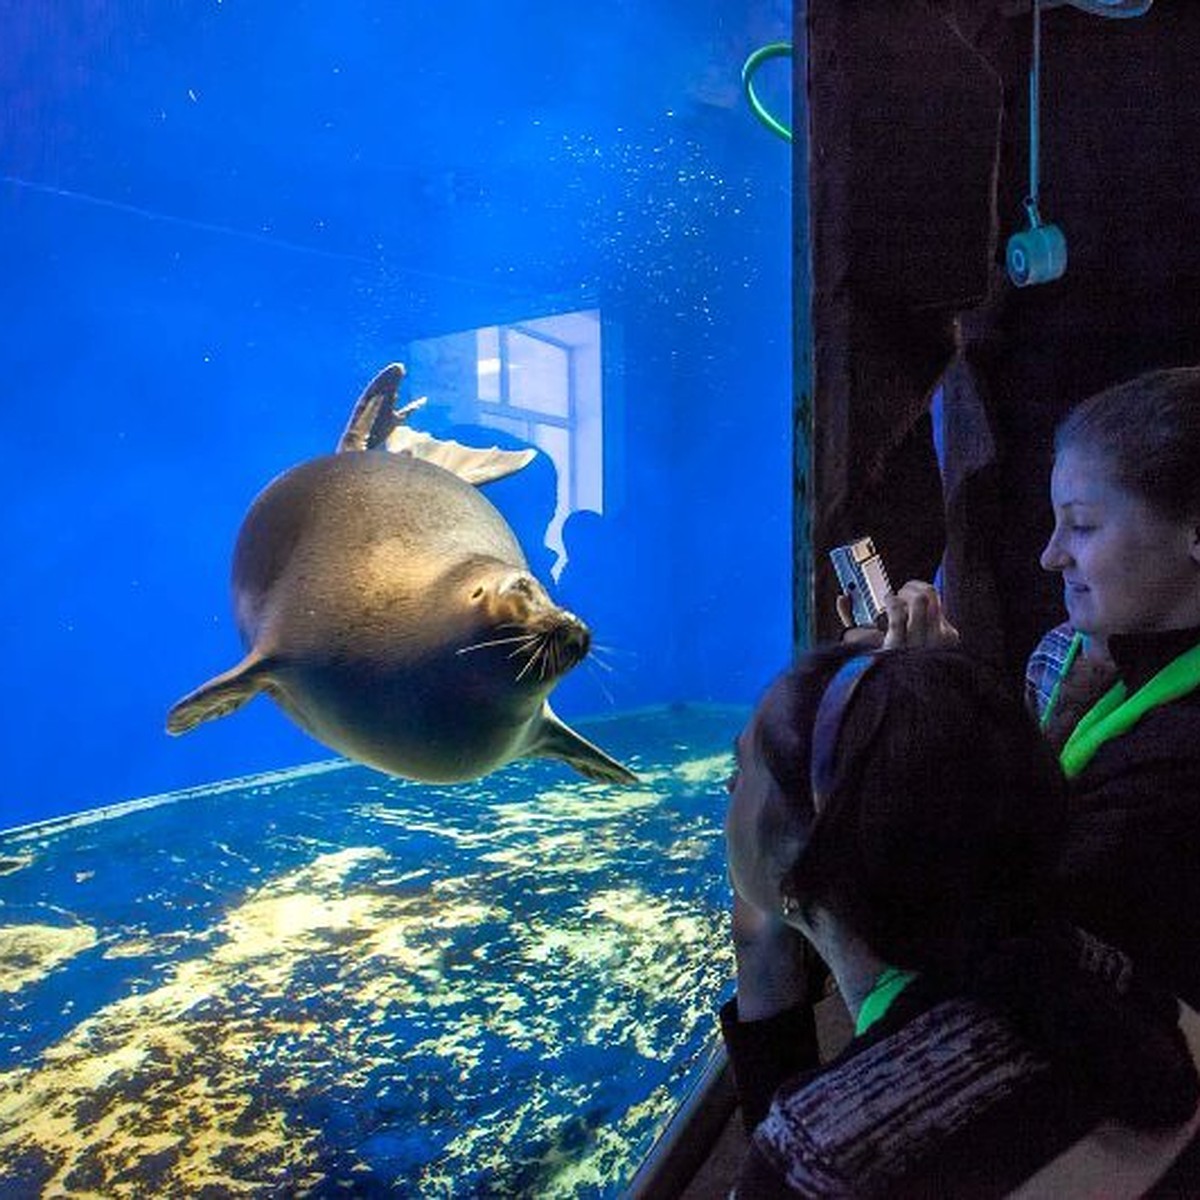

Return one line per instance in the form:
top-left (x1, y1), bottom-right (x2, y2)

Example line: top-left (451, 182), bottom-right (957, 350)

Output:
top-left (166, 653), bottom-right (274, 735)
top-left (338, 362), bottom-right (536, 485)
top-left (388, 429), bottom-right (536, 485)
top-left (529, 707), bottom-right (639, 784)
top-left (337, 363), bottom-right (410, 453)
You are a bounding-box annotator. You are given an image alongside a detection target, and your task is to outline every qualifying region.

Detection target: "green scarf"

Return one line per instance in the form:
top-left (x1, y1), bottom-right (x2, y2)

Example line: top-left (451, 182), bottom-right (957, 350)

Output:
top-left (1060, 640), bottom-right (1200, 778)
top-left (855, 966), bottom-right (917, 1036)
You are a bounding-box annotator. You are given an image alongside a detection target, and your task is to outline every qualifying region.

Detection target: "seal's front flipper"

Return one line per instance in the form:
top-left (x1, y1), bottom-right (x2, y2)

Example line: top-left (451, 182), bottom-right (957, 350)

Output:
top-left (528, 707), bottom-right (639, 784)
top-left (166, 653), bottom-right (274, 735)
top-left (337, 363), bottom-right (412, 453)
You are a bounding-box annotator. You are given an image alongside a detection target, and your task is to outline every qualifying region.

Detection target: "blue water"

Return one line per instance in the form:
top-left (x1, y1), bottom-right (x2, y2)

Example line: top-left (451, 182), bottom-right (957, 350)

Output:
top-left (1, 1), bottom-right (792, 1192)
top-left (0, 707), bottom-right (739, 1195)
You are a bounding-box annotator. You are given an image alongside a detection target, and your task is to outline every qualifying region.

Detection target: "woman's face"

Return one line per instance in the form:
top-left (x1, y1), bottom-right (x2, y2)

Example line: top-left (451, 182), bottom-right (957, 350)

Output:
top-left (725, 682), bottom-right (804, 915)
top-left (1041, 445), bottom-right (1200, 638)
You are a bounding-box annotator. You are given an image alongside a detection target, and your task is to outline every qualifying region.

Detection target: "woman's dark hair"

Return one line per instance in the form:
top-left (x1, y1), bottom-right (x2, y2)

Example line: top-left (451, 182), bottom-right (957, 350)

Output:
top-left (757, 644), bottom-right (1197, 1129)
top-left (763, 646), bottom-right (1066, 966)
top-left (1055, 366), bottom-right (1200, 520)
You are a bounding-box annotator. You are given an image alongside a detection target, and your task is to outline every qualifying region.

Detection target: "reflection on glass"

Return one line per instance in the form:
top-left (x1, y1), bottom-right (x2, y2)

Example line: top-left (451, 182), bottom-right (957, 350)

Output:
top-left (415, 310), bottom-right (604, 578)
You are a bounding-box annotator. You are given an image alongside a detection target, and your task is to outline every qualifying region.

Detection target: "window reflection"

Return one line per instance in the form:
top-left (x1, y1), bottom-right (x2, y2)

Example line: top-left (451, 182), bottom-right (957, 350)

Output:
top-left (412, 309), bottom-right (604, 579)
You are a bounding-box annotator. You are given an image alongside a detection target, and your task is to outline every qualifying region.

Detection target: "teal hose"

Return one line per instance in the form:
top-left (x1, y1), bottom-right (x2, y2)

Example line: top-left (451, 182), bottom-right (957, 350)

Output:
top-left (741, 42), bottom-right (793, 142)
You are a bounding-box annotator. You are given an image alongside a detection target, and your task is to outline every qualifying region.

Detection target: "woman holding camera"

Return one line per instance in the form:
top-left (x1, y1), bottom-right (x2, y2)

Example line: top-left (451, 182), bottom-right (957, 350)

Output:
top-left (722, 645), bottom-right (1200, 1196)
top-left (862, 367), bottom-right (1200, 1010)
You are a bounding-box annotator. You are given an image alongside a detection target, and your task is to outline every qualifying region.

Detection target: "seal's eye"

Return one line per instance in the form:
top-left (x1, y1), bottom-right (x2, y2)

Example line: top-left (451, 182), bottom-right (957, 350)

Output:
top-left (470, 585), bottom-right (485, 601)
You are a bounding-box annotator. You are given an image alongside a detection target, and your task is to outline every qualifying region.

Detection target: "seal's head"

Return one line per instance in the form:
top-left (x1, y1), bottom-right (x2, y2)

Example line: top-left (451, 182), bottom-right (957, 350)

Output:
top-left (457, 561), bottom-right (591, 691)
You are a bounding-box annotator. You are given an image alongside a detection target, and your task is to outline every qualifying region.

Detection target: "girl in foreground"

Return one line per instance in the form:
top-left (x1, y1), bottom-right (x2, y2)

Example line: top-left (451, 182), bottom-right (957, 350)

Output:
top-left (721, 646), bottom-right (1200, 1196)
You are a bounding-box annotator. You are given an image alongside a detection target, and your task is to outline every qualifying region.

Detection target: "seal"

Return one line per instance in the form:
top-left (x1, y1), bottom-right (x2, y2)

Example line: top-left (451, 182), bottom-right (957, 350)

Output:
top-left (167, 364), bottom-right (636, 785)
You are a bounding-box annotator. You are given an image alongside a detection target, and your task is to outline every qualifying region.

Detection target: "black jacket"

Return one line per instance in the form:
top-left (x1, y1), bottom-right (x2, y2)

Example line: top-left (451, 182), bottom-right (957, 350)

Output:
top-left (1058, 627), bottom-right (1200, 1009)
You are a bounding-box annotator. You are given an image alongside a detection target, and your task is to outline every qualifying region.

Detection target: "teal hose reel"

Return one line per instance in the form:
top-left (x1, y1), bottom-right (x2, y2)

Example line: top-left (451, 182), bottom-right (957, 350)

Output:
top-left (741, 42), bottom-right (792, 142)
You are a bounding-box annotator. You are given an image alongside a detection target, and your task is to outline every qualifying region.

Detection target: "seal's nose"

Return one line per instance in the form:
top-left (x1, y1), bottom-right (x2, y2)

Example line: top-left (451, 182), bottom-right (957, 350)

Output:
top-left (558, 611), bottom-right (591, 660)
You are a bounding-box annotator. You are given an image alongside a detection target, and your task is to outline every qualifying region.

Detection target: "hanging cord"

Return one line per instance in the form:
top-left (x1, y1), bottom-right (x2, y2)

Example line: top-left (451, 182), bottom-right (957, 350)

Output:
top-left (742, 42), bottom-right (793, 142)
top-left (1026, 0), bottom-right (1155, 225)
top-left (1025, 0), bottom-right (1045, 229)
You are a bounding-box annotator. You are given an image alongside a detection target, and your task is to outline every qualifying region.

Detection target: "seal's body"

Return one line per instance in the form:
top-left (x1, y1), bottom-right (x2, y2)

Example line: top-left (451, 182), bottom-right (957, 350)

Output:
top-left (167, 365), bottom-right (635, 785)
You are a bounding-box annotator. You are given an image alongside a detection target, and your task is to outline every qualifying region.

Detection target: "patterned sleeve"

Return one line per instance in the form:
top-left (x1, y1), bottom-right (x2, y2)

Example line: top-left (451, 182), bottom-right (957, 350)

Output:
top-left (1026, 623), bottom-right (1119, 752)
top-left (1024, 622), bottom-right (1078, 723)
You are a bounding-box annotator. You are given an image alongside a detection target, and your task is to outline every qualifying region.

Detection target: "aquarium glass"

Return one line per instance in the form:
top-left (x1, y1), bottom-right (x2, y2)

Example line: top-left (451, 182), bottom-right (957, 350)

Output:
top-left (1, 1), bottom-right (794, 1193)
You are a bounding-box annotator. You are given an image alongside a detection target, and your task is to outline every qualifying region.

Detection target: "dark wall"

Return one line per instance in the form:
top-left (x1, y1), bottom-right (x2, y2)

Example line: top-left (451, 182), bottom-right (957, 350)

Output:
top-left (977, 1), bottom-right (1200, 673)
top-left (799, 0), bottom-right (1200, 678)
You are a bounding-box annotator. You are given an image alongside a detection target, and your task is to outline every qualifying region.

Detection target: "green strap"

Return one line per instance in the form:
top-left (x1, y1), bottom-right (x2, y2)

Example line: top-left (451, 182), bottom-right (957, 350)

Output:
top-left (1060, 640), bottom-right (1200, 779)
top-left (855, 966), bottom-right (917, 1036)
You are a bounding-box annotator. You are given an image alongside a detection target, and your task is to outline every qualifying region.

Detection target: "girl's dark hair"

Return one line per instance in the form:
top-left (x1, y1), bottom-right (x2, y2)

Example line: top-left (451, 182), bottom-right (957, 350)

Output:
top-left (1055, 366), bottom-right (1200, 520)
top-left (758, 645), bottom-right (1197, 1129)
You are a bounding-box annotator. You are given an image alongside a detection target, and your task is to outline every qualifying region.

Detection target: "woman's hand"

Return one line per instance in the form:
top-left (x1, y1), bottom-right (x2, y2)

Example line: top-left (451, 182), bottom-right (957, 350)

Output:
top-left (837, 579), bottom-right (960, 650)
top-left (731, 892), bottom-right (811, 1022)
top-left (880, 580), bottom-right (960, 648)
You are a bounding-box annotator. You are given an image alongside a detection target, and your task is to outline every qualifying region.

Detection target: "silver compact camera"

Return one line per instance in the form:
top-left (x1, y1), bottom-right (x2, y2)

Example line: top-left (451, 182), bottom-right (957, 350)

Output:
top-left (829, 537), bottom-right (893, 627)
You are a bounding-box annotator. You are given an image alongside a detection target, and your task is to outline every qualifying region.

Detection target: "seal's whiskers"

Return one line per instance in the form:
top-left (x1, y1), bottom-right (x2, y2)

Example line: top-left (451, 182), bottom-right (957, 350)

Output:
top-left (590, 642), bottom-right (638, 672)
top-left (456, 633), bottom-right (539, 656)
top-left (582, 659), bottom-right (617, 707)
top-left (586, 646), bottom-right (616, 674)
top-left (515, 635), bottom-right (550, 683)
